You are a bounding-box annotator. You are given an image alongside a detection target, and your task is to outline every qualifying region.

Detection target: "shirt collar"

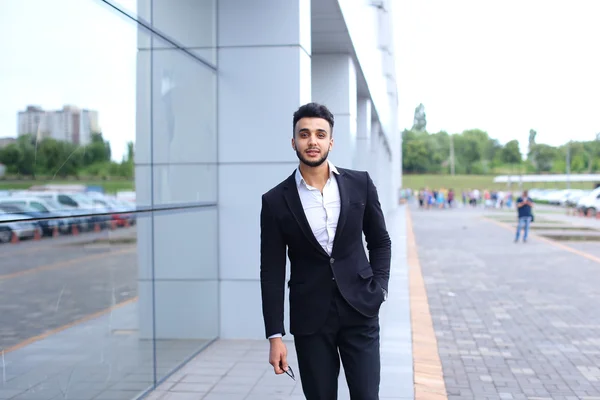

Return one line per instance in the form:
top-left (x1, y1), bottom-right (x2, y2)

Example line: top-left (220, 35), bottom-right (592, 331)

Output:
top-left (295, 160), bottom-right (339, 188)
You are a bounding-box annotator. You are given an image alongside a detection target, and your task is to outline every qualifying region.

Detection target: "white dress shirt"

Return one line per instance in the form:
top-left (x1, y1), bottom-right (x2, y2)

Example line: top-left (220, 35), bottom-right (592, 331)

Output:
top-left (269, 161), bottom-right (341, 339)
top-left (294, 161), bottom-right (341, 255)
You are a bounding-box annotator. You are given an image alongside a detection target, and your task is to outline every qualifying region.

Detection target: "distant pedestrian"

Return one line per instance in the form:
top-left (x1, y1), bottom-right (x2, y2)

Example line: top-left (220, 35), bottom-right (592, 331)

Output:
top-left (436, 190), bottom-right (445, 209)
top-left (515, 190), bottom-right (533, 243)
top-left (448, 189), bottom-right (455, 208)
top-left (506, 192), bottom-right (513, 208)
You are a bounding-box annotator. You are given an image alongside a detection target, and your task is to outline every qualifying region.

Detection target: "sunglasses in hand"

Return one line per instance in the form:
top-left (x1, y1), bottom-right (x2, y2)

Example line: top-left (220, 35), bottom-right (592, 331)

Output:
top-left (281, 363), bottom-right (295, 381)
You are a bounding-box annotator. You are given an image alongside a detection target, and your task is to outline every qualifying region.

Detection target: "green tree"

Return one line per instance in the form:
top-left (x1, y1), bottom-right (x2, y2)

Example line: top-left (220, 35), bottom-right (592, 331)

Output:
top-left (37, 138), bottom-right (63, 173)
top-left (412, 103), bottom-right (427, 132)
top-left (49, 141), bottom-right (83, 177)
top-left (0, 144), bottom-right (23, 174)
top-left (126, 141), bottom-right (134, 162)
top-left (15, 135), bottom-right (37, 176)
top-left (528, 129), bottom-right (537, 154)
top-left (453, 130), bottom-right (487, 173)
top-left (502, 140), bottom-right (522, 164)
top-left (530, 144), bottom-right (557, 172)
top-left (402, 130), bottom-right (430, 172)
top-left (83, 132), bottom-right (111, 165)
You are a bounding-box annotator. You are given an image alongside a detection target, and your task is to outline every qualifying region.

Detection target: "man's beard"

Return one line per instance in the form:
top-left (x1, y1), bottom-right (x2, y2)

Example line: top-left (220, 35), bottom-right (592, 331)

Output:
top-left (296, 148), bottom-right (329, 167)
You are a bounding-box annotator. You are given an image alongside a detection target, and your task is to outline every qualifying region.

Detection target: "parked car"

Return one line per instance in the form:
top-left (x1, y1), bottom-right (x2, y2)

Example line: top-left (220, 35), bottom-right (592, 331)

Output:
top-left (0, 213), bottom-right (40, 243)
top-left (16, 191), bottom-right (108, 231)
top-left (0, 197), bottom-right (85, 233)
top-left (564, 190), bottom-right (589, 207)
top-left (90, 196), bottom-right (136, 227)
top-left (576, 187), bottom-right (600, 216)
top-left (0, 204), bottom-right (60, 236)
top-left (67, 193), bottom-right (112, 228)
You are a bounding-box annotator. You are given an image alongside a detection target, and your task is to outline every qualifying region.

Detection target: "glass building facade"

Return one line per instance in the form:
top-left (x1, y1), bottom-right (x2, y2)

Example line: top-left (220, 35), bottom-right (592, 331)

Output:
top-left (0, 1), bottom-right (218, 398)
top-left (0, 0), bottom-right (400, 398)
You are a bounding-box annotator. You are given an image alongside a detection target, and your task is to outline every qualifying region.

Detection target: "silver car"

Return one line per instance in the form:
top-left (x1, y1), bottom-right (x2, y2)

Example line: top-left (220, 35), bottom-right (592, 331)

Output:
top-left (0, 213), bottom-right (40, 243)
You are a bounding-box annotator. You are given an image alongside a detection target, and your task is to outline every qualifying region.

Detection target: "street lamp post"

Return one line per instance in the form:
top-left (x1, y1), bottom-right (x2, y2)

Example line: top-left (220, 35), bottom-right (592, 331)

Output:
top-left (566, 141), bottom-right (571, 189)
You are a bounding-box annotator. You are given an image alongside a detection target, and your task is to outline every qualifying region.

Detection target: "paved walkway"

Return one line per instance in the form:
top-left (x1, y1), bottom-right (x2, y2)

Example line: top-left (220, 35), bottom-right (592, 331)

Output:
top-left (143, 207), bottom-right (414, 400)
top-left (411, 207), bottom-right (600, 400)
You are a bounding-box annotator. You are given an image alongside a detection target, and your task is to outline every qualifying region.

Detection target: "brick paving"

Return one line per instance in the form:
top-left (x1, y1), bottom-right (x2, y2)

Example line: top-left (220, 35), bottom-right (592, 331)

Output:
top-left (411, 207), bottom-right (600, 400)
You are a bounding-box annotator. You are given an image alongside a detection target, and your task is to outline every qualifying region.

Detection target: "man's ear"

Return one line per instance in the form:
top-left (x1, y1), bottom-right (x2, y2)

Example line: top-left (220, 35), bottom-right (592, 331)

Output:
top-left (291, 138), bottom-right (296, 151)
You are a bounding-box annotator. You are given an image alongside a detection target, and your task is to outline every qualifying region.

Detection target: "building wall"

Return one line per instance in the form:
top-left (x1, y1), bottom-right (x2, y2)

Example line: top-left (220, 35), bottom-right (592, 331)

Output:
top-left (18, 106), bottom-right (47, 137)
top-left (134, 0), bottom-right (219, 345)
top-left (133, 0), bottom-right (400, 341)
top-left (338, 0), bottom-right (401, 201)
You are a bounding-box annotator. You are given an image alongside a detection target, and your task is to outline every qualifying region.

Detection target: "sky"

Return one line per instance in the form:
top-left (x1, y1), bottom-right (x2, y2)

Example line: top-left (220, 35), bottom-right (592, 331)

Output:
top-left (393, 0), bottom-right (600, 153)
top-left (0, 0), bottom-right (599, 162)
top-left (0, 0), bottom-right (137, 162)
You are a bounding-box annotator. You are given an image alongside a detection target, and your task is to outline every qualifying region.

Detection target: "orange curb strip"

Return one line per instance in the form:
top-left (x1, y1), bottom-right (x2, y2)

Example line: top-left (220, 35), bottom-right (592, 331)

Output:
top-left (407, 208), bottom-right (448, 400)
top-left (482, 217), bottom-right (600, 265)
top-left (2, 296), bottom-right (139, 354)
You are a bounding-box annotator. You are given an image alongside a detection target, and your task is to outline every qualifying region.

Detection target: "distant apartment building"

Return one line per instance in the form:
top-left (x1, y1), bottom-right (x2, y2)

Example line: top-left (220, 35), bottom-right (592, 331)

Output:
top-left (0, 137), bottom-right (16, 148)
top-left (17, 105), bottom-right (99, 146)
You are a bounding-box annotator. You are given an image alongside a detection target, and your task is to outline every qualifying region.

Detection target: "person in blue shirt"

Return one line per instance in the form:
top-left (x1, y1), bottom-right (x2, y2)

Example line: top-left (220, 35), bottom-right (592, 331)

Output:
top-left (515, 190), bottom-right (533, 243)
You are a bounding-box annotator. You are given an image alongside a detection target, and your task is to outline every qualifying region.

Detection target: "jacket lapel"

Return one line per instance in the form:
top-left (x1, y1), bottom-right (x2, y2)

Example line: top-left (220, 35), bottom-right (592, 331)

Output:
top-left (282, 173), bottom-right (330, 257)
top-left (331, 169), bottom-right (349, 256)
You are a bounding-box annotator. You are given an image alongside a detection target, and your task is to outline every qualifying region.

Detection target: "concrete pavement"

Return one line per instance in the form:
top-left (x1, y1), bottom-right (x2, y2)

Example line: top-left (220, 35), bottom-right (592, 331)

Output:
top-left (143, 206), bottom-right (414, 400)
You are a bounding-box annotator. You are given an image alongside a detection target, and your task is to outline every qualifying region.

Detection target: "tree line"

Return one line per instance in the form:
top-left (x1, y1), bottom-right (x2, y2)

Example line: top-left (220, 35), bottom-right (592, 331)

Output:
top-left (403, 104), bottom-right (600, 175)
top-left (0, 132), bottom-right (134, 179)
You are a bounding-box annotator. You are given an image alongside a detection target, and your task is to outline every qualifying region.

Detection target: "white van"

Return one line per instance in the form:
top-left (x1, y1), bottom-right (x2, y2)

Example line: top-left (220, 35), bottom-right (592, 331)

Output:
top-left (576, 187), bottom-right (600, 216)
top-left (0, 197), bottom-right (79, 233)
top-left (12, 191), bottom-right (81, 210)
top-left (12, 191), bottom-right (110, 230)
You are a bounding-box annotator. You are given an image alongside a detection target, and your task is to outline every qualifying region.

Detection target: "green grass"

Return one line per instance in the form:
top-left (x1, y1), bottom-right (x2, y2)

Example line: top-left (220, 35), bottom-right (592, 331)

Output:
top-left (0, 179), bottom-right (134, 194)
top-left (402, 174), bottom-right (595, 193)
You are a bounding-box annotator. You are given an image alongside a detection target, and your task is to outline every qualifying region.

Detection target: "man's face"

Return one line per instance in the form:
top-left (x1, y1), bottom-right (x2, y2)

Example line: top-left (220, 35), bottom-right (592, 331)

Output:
top-left (292, 117), bottom-right (333, 167)
top-left (523, 191), bottom-right (528, 198)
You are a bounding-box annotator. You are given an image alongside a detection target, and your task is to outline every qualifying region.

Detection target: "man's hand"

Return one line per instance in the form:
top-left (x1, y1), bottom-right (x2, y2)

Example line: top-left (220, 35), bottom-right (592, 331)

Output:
top-left (269, 337), bottom-right (288, 374)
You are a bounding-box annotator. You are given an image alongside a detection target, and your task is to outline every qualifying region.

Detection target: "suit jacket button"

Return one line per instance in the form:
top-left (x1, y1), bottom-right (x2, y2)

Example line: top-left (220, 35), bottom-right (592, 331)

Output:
top-left (330, 258), bottom-right (335, 265)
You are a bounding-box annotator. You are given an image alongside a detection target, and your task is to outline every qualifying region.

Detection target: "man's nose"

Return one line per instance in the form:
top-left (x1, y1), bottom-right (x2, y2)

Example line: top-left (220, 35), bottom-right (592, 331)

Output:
top-left (307, 134), bottom-right (317, 145)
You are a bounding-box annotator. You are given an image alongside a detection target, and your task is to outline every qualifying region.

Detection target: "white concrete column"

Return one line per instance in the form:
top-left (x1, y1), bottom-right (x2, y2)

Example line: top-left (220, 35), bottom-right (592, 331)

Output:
top-left (378, 139), bottom-right (391, 213)
top-left (355, 98), bottom-right (372, 171)
top-left (368, 121), bottom-right (389, 213)
top-left (217, 0), bottom-right (312, 339)
top-left (311, 55), bottom-right (357, 170)
top-left (370, 119), bottom-right (381, 186)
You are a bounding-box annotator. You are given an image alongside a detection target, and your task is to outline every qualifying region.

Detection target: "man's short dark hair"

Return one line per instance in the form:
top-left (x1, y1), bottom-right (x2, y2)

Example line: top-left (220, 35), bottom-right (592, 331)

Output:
top-left (292, 103), bottom-right (334, 136)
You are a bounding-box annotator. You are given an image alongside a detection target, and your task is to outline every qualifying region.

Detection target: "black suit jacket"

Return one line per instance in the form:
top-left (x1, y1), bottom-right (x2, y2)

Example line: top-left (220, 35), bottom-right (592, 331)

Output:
top-left (260, 167), bottom-right (391, 338)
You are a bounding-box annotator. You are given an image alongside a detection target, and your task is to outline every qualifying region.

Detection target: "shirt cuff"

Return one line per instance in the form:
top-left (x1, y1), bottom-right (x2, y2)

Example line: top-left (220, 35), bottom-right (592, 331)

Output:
top-left (268, 333), bottom-right (283, 339)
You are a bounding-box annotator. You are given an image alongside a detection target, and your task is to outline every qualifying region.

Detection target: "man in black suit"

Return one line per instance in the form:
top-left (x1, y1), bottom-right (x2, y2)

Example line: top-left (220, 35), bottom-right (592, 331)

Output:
top-left (260, 102), bottom-right (391, 399)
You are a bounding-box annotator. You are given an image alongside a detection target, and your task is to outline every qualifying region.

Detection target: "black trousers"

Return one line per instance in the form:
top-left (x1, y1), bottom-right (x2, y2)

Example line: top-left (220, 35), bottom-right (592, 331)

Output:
top-left (294, 281), bottom-right (381, 400)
